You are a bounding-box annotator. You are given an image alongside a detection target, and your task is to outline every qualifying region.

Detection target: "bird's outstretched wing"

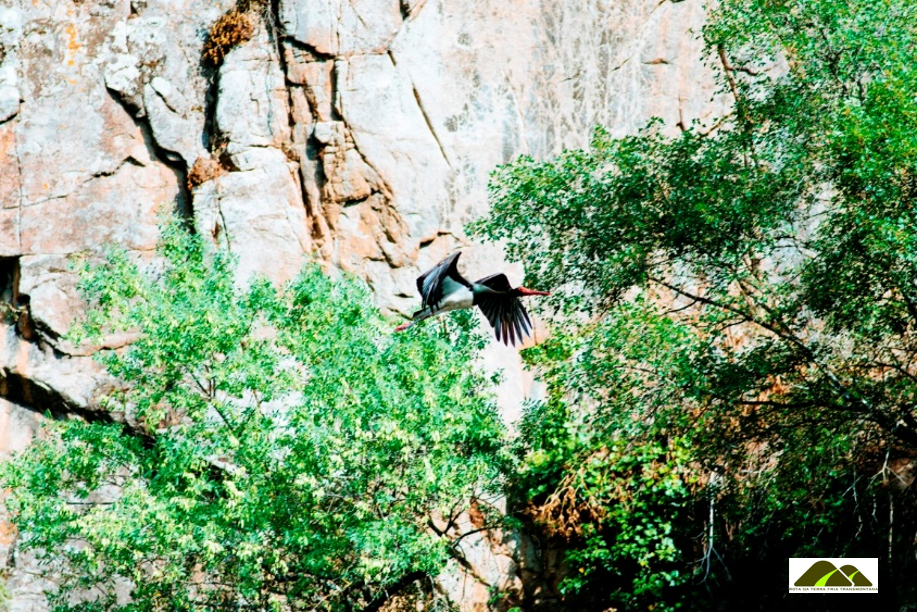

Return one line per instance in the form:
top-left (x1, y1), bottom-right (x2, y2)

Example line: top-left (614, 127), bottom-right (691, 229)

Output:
top-left (474, 273), bottom-right (533, 346)
top-left (416, 252), bottom-right (471, 310)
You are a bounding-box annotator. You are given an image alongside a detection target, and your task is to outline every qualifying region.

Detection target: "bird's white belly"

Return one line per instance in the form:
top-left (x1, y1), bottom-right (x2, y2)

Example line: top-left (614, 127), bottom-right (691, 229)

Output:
top-left (436, 280), bottom-right (474, 312)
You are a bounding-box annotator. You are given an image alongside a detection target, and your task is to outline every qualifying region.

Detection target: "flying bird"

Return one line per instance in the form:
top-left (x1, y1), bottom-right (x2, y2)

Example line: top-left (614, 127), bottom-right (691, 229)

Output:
top-left (395, 252), bottom-right (549, 346)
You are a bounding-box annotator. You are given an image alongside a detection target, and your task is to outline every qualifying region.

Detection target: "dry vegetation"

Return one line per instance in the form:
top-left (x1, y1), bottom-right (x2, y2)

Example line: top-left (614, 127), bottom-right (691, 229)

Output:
top-left (187, 155), bottom-right (226, 190)
top-left (202, 8), bottom-right (255, 67)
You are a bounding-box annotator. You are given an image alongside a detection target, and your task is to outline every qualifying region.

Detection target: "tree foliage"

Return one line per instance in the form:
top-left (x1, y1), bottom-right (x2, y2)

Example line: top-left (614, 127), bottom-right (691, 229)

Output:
top-left (472, 0), bottom-right (917, 608)
top-left (2, 220), bottom-right (506, 611)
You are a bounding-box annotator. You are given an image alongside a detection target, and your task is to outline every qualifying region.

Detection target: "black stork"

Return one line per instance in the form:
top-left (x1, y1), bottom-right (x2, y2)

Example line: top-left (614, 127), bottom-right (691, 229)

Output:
top-left (395, 251), bottom-right (550, 346)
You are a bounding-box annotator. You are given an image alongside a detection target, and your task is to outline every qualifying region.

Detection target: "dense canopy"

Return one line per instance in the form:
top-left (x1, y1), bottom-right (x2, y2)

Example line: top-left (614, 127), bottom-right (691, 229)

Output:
top-left (472, 0), bottom-right (917, 608)
top-left (2, 221), bottom-right (506, 611)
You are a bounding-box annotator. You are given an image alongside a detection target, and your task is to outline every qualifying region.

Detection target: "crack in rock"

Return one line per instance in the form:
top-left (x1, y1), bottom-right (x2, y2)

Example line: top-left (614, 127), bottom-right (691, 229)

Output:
top-left (106, 86), bottom-right (192, 216)
top-left (275, 30), bottom-right (409, 270)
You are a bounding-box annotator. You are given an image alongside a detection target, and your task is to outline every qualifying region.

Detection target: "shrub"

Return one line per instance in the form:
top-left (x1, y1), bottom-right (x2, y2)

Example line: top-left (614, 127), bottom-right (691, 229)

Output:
top-left (1, 218), bottom-right (506, 611)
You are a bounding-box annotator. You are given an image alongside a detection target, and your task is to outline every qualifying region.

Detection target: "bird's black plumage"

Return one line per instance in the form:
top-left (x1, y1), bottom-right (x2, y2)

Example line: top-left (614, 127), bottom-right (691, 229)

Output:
top-left (399, 251), bottom-right (546, 347)
top-left (415, 251), bottom-right (472, 311)
top-left (473, 273), bottom-right (533, 346)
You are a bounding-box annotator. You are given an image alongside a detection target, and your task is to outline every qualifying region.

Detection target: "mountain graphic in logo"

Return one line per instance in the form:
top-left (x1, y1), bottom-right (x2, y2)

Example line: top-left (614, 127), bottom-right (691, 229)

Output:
top-left (794, 560), bottom-right (873, 587)
top-left (839, 564), bottom-right (873, 586)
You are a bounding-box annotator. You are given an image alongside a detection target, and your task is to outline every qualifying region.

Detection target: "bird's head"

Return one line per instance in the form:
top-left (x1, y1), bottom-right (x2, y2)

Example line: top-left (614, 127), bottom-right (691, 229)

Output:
top-left (515, 286), bottom-right (551, 297)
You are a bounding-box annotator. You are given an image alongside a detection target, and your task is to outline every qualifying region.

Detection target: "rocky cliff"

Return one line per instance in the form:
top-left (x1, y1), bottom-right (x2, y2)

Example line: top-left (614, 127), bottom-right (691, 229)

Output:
top-left (0, 0), bottom-right (722, 609)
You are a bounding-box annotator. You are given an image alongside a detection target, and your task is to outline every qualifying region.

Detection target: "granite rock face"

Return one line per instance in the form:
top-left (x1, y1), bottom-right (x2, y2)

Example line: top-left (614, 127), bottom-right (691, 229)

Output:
top-left (0, 0), bottom-right (724, 608)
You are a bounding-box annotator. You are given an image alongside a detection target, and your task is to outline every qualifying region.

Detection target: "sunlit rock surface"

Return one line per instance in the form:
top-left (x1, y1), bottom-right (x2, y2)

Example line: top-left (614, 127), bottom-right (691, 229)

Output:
top-left (0, 0), bottom-right (724, 608)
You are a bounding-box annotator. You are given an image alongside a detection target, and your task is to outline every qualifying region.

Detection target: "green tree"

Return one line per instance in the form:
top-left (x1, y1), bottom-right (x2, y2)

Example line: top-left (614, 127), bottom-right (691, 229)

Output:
top-left (473, 0), bottom-right (917, 608)
top-left (1, 219), bottom-right (506, 611)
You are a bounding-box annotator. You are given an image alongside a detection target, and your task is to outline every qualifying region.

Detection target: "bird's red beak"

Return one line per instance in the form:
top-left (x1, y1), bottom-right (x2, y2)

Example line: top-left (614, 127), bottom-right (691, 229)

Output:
top-left (517, 287), bottom-right (550, 296)
top-left (394, 322), bottom-right (411, 332)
